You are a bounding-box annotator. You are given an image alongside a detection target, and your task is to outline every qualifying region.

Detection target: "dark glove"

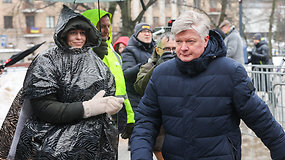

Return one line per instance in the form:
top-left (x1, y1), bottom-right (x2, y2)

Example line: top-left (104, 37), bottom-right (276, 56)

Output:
top-left (93, 39), bottom-right (108, 59)
top-left (121, 123), bottom-right (135, 139)
top-left (157, 51), bottom-right (175, 65)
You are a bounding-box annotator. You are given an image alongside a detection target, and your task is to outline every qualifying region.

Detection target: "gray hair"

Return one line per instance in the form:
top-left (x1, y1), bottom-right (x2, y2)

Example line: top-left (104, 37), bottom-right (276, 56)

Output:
top-left (156, 32), bottom-right (175, 48)
top-left (171, 10), bottom-right (210, 40)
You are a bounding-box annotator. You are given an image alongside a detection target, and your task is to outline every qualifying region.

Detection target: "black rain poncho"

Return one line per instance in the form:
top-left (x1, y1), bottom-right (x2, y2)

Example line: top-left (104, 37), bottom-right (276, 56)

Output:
top-left (15, 5), bottom-right (118, 160)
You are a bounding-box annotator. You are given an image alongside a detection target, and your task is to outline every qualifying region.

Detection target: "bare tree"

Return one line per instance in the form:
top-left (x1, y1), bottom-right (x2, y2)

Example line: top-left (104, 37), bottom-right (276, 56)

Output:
top-left (274, 0), bottom-right (285, 54)
top-left (116, 0), bottom-right (157, 36)
top-left (76, 0), bottom-right (157, 36)
top-left (268, 0), bottom-right (277, 58)
top-left (217, 0), bottom-right (227, 27)
top-left (176, 2), bottom-right (219, 28)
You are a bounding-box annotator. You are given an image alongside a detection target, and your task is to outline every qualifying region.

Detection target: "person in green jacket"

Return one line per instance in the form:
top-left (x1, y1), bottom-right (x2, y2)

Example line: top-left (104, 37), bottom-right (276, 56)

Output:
top-left (82, 9), bottom-right (135, 139)
top-left (134, 32), bottom-right (176, 160)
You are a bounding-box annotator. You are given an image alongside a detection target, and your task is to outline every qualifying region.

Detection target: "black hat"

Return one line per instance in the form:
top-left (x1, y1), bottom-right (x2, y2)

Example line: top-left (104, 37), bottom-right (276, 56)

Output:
top-left (134, 23), bottom-right (152, 37)
top-left (61, 17), bottom-right (91, 39)
top-left (253, 33), bottom-right (261, 41)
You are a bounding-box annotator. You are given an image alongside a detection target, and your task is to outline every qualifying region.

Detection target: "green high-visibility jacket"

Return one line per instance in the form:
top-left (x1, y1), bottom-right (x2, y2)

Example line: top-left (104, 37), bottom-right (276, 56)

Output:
top-left (82, 9), bottom-right (135, 124)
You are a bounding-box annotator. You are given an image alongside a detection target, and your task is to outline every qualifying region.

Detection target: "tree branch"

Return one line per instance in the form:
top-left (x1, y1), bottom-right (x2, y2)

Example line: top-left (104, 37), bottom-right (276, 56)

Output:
top-left (132, 0), bottom-right (157, 23)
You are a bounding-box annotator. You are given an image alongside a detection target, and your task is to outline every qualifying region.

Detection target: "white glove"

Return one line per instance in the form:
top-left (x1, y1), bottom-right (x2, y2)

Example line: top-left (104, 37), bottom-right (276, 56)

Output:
top-left (82, 90), bottom-right (124, 118)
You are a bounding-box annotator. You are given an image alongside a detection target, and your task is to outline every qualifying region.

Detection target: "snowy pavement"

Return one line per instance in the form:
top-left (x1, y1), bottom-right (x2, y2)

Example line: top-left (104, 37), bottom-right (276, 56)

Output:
top-left (0, 67), bottom-right (26, 127)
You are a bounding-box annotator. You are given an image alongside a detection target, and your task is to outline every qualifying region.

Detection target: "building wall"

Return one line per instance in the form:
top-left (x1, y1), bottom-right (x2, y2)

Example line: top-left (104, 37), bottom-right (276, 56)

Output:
top-left (0, 0), bottom-right (248, 63)
top-left (0, 0), bottom-right (64, 62)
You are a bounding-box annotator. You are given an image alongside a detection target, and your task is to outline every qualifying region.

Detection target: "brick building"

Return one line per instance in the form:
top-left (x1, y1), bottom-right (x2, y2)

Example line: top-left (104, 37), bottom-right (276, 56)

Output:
top-left (0, 0), bottom-right (241, 64)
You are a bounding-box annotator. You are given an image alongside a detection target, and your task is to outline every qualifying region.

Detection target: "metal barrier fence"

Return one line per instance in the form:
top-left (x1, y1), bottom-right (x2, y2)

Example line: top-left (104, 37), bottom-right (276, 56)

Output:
top-left (244, 64), bottom-right (285, 135)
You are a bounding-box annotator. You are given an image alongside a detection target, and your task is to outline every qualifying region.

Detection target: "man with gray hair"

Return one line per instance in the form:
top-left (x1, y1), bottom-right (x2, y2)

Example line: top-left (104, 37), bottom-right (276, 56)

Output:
top-left (130, 10), bottom-right (285, 160)
top-left (219, 20), bottom-right (244, 64)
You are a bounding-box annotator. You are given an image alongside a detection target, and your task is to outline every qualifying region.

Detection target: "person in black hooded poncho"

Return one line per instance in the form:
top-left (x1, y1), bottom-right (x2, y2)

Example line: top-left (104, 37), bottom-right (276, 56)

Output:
top-left (14, 5), bottom-right (124, 160)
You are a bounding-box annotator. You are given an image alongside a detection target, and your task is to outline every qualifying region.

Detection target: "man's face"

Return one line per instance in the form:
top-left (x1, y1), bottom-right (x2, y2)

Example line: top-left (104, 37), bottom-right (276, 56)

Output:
top-left (67, 29), bottom-right (86, 48)
top-left (220, 24), bottom-right (229, 34)
top-left (175, 29), bottom-right (209, 62)
top-left (137, 29), bottom-right (152, 43)
top-left (156, 37), bottom-right (176, 56)
top-left (96, 15), bottom-right (111, 40)
top-left (253, 39), bottom-right (260, 45)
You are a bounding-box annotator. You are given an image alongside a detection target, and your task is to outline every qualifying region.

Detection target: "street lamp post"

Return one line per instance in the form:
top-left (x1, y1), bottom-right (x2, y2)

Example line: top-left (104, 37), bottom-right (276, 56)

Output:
top-left (239, 0), bottom-right (243, 37)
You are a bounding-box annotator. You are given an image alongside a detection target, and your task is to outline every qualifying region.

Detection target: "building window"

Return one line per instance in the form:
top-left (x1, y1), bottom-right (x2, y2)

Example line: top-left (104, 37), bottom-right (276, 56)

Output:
top-left (24, 0), bottom-right (34, 7)
top-left (24, 0), bottom-right (33, 3)
top-left (210, 0), bottom-right (218, 9)
top-left (26, 15), bottom-right (35, 27)
top-left (165, 0), bottom-right (170, 8)
top-left (3, 0), bottom-right (11, 3)
top-left (177, 0), bottom-right (182, 6)
top-left (4, 16), bottom-right (13, 29)
top-left (46, 16), bottom-right (55, 28)
top-left (153, 17), bottom-right (159, 26)
top-left (153, 0), bottom-right (158, 7)
top-left (194, 0), bottom-right (200, 8)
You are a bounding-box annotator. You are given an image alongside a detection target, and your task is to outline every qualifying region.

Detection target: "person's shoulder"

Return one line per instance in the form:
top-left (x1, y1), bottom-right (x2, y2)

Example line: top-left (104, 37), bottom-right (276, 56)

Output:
top-left (260, 41), bottom-right (269, 48)
top-left (213, 57), bottom-right (244, 72)
top-left (121, 47), bottom-right (135, 57)
top-left (153, 59), bottom-right (176, 75)
top-left (228, 30), bottom-right (241, 39)
top-left (34, 47), bottom-right (56, 59)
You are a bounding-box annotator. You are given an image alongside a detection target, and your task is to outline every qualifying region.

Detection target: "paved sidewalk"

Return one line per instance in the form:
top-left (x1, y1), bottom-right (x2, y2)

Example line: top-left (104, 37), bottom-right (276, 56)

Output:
top-left (118, 138), bottom-right (130, 160)
top-left (118, 137), bottom-right (157, 160)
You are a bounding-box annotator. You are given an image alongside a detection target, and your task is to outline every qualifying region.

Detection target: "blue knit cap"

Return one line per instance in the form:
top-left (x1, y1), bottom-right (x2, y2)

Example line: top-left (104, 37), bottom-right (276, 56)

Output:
top-left (134, 23), bottom-right (152, 37)
top-left (253, 33), bottom-right (261, 41)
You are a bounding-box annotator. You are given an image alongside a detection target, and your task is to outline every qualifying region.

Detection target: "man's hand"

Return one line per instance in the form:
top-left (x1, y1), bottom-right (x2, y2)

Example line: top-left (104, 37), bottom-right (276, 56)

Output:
top-left (93, 39), bottom-right (108, 59)
top-left (121, 123), bottom-right (135, 139)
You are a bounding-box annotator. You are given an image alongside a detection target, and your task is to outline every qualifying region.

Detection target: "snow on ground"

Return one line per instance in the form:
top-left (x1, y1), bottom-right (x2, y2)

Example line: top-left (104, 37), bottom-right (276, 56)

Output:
top-left (273, 56), bottom-right (285, 66)
top-left (0, 67), bottom-right (27, 127)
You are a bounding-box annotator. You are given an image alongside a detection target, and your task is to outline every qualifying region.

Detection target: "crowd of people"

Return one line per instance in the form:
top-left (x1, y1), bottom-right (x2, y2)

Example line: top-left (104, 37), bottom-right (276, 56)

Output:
top-left (0, 4), bottom-right (284, 160)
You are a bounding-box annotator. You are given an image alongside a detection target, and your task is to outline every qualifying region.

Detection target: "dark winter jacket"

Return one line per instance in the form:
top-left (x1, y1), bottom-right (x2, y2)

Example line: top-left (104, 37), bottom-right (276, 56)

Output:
top-left (131, 30), bottom-right (285, 160)
top-left (121, 34), bottom-right (155, 107)
top-left (15, 5), bottom-right (118, 160)
top-left (250, 40), bottom-right (272, 65)
top-left (134, 50), bottom-right (160, 96)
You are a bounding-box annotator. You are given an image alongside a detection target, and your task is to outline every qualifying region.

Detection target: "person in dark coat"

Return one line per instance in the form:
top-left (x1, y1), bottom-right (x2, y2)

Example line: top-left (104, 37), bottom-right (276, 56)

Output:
top-left (12, 5), bottom-right (124, 160)
top-left (121, 23), bottom-right (155, 110)
top-left (249, 33), bottom-right (272, 65)
top-left (248, 33), bottom-right (273, 92)
top-left (130, 10), bottom-right (285, 160)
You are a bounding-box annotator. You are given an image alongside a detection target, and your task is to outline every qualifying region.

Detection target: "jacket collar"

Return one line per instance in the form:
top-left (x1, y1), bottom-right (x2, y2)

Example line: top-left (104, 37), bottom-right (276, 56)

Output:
top-left (128, 35), bottom-right (155, 53)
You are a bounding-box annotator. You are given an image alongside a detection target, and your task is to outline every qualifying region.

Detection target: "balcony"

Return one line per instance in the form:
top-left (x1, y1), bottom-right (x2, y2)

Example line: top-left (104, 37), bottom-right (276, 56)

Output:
top-left (23, 27), bottom-right (44, 38)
